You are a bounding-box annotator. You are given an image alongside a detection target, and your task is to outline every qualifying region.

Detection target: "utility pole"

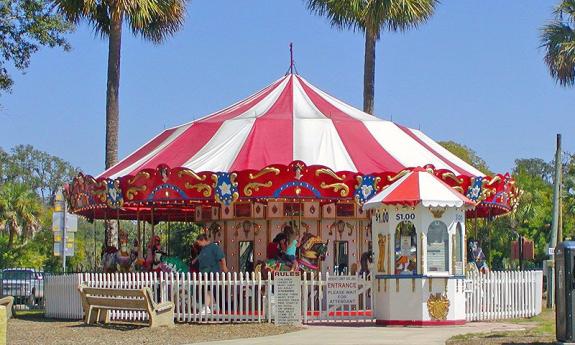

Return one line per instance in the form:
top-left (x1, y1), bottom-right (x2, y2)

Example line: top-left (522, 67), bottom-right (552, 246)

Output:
top-left (548, 134), bottom-right (562, 308)
top-left (62, 197), bottom-right (67, 272)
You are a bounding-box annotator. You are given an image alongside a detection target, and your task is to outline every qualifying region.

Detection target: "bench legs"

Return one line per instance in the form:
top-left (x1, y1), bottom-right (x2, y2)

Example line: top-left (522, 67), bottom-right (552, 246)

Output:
top-left (85, 307), bottom-right (110, 325)
top-left (149, 307), bottom-right (175, 328)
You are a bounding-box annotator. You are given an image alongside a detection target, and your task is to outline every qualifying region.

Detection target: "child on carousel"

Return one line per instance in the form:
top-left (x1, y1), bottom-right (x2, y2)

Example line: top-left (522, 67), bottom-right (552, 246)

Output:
top-left (284, 231), bottom-right (299, 271)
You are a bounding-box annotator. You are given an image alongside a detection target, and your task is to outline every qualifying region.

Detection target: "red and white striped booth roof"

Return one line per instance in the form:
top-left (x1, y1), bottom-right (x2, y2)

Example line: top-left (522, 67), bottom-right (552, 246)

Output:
top-left (364, 168), bottom-right (475, 209)
top-left (101, 73), bottom-right (484, 179)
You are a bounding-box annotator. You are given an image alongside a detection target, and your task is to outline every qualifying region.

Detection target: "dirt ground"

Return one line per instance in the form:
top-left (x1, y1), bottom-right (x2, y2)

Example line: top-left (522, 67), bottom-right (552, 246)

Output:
top-left (6, 315), bottom-right (302, 345)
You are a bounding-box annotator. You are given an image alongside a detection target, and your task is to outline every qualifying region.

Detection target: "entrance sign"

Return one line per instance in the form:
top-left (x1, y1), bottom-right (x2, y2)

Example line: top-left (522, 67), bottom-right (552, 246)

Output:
top-left (274, 271), bottom-right (301, 325)
top-left (327, 275), bottom-right (358, 307)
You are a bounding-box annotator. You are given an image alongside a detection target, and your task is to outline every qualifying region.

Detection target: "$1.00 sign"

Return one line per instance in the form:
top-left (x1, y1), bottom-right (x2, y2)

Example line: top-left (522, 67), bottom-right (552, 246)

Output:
top-left (327, 275), bottom-right (358, 307)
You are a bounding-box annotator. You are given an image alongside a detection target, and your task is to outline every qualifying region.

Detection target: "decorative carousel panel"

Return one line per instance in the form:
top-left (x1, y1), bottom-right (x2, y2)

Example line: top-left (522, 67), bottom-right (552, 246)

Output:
top-left (303, 201), bottom-right (320, 219)
top-left (221, 205), bottom-right (233, 219)
top-left (253, 202), bottom-right (265, 218)
top-left (322, 203), bottom-right (336, 219)
top-left (233, 202), bottom-right (253, 219)
top-left (267, 201), bottom-right (283, 218)
top-left (211, 206), bottom-right (220, 220)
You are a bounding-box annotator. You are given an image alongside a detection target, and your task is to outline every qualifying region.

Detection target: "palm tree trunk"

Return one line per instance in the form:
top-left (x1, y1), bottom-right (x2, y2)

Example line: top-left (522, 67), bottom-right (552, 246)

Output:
top-left (363, 27), bottom-right (376, 115)
top-left (105, 11), bottom-right (122, 248)
top-left (105, 12), bottom-right (122, 170)
top-left (8, 226), bottom-right (14, 248)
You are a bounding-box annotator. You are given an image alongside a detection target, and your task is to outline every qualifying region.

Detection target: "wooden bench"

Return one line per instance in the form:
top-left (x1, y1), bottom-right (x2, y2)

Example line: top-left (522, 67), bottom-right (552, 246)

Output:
top-left (79, 287), bottom-right (174, 328)
top-left (0, 297), bottom-right (14, 319)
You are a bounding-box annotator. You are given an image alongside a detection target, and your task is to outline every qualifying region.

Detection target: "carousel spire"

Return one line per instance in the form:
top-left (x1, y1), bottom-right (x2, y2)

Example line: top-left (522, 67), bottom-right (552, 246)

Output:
top-left (287, 42), bottom-right (297, 75)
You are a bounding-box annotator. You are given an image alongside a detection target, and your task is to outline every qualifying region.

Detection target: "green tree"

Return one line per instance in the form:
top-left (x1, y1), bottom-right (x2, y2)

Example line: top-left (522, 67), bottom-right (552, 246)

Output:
top-left (0, 183), bottom-right (42, 248)
top-left (438, 141), bottom-right (492, 175)
top-left (53, 0), bottom-right (187, 169)
top-left (1, 145), bottom-right (79, 200)
top-left (306, 0), bottom-right (437, 114)
top-left (541, 0), bottom-right (575, 87)
top-left (0, 0), bottom-right (72, 93)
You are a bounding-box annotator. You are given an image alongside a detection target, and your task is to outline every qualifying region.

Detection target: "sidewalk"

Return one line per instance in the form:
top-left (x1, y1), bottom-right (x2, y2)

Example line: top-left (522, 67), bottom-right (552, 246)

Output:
top-left (191, 322), bottom-right (526, 345)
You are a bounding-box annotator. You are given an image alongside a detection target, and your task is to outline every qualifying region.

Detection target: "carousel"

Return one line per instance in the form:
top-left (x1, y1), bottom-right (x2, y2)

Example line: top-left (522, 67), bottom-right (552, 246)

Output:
top-left (65, 70), bottom-right (518, 275)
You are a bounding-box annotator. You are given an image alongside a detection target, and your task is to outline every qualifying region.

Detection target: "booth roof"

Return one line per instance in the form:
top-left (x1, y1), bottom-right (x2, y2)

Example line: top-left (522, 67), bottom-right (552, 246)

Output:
top-left (363, 168), bottom-right (475, 209)
top-left (100, 73), bottom-right (484, 179)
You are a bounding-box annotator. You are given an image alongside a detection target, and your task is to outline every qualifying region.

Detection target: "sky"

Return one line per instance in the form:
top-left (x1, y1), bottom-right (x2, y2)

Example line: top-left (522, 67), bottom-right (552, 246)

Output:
top-left (0, 0), bottom-right (573, 176)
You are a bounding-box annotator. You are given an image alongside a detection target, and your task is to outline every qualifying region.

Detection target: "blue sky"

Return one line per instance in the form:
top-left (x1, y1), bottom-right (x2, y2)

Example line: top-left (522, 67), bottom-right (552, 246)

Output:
top-left (0, 0), bottom-right (573, 175)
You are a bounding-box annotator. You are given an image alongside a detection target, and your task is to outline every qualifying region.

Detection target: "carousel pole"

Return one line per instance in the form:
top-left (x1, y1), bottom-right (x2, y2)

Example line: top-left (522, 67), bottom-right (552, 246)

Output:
top-left (167, 214), bottom-right (171, 256)
top-left (104, 208), bottom-right (109, 248)
top-left (93, 209), bottom-right (97, 270)
top-left (116, 208), bottom-right (120, 241)
top-left (137, 207), bottom-right (142, 259)
top-left (142, 219), bottom-right (147, 251)
top-left (151, 207), bottom-right (155, 238)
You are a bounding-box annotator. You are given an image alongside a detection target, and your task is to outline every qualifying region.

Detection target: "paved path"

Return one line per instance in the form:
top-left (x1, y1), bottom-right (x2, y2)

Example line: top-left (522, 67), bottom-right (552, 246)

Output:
top-left (192, 322), bottom-right (526, 345)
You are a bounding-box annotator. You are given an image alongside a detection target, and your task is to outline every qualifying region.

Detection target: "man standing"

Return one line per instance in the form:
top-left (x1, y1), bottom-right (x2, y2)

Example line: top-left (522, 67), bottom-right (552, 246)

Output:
top-left (195, 234), bottom-right (228, 274)
top-left (193, 234), bottom-right (228, 314)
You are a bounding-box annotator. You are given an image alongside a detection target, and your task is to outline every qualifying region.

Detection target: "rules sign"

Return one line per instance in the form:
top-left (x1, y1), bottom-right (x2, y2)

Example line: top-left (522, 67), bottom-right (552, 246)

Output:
top-left (274, 271), bottom-right (301, 325)
top-left (327, 275), bottom-right (358, 307)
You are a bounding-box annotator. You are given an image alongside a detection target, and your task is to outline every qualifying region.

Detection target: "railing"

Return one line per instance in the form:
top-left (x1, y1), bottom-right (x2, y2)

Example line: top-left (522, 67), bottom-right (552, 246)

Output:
top-left (44, 271), bottom-right (373, 323)
top-left (43, 270), bottom-right (543, 323)
top-left (465, 270), bottom-right (543, 321)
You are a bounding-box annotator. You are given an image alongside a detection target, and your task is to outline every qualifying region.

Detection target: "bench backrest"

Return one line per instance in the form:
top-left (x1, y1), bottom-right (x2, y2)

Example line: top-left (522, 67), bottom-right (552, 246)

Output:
top-left (80, 287), bottom-right (153, 311)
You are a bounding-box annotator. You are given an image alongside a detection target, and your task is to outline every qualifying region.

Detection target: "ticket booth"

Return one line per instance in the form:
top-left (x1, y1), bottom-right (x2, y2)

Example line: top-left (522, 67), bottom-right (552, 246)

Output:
top-left (364, 168), bottom-right (473, 326)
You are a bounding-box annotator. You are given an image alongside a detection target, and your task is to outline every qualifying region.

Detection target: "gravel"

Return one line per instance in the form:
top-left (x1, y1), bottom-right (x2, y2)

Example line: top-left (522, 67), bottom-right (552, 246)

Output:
top-left (7, 316), bottom-right (302, 345)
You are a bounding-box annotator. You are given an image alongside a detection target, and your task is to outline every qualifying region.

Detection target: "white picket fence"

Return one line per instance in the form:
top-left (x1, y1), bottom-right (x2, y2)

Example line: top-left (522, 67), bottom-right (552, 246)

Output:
top-left (465, 270), bottom-right (543, 321)
top-left (44, 272), bottom-right (372, 323)
top-left (44, 274), bottom-right (83, 319)
top-left (44, 270), bottom-right (542, 323)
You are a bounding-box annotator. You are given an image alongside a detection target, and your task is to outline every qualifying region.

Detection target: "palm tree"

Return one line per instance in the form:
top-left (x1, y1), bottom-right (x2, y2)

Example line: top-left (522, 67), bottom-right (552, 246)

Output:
top-left (307, 0), bottom-right (438, 114)
top-left (0, 183), bottom-right (42, 248)
top-left (53, 0), bottom-right (187, 169)
top-left (541, 0), bottom-right (575, 87)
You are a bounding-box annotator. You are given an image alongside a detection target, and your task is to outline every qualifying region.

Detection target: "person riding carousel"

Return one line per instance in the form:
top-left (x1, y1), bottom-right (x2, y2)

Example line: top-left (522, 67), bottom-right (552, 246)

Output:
top-left (267, 232), bottom-right (287, 260)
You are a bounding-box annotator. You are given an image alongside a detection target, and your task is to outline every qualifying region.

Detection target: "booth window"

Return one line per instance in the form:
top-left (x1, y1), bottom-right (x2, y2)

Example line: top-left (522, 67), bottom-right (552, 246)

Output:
top-left (427, 220), bottom-right (449, 273)
top-left (334, 241), bottom-right (349, 274)
top-left (454, 222), bottom-right (464, 275)
top-left (239, 241), bottom-right (254, 272)
top-left (394, 221), bottom-right (417, 275)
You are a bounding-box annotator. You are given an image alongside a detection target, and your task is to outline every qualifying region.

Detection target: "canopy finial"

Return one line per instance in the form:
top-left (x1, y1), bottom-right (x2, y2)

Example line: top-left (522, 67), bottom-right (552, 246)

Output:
top-left (289, 42), bottom-right (294, 74)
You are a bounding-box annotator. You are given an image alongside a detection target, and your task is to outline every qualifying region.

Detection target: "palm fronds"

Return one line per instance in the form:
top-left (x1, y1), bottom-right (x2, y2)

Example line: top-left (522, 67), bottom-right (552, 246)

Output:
top-left (541, 0), bottom-right (575, 87)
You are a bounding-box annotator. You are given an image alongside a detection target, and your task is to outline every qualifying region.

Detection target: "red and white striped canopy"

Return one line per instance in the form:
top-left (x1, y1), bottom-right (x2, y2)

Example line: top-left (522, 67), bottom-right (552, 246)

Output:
top-left (101, 74), bottom-right (484, 179)
top-left (364, 168), bottom-right (475, 209)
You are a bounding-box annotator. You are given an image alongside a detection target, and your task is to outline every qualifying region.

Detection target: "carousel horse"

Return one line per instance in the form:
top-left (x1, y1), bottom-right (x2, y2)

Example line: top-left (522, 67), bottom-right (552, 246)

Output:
top-left (467, 241), bottom-right (490, 274)
top-left (115, 235), bottom-right (133, 273)
top-left (255, 232), bottom-right (328, 279)
top-left (102, 246), bottom-right (118, 273)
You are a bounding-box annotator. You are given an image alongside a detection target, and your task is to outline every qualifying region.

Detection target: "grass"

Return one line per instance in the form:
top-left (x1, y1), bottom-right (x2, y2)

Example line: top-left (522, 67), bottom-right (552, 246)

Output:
top-left (447, 309), bottom-right (555, 345)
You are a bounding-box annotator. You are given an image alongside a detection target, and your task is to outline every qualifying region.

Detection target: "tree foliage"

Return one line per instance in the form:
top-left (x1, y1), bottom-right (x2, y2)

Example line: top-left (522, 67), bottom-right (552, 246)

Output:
top-left (0, 182), bottom-right (42, 249)
top-left (306, 0), bottom-right (438, 114)
top-left (438, 141), bottom-right (492, 175)
top-left (540, 0), bottom-right (575, 87)
top-left (0, 144), bottom-right (79, 201)
top-left (0, 0), bottom-right (72, 93)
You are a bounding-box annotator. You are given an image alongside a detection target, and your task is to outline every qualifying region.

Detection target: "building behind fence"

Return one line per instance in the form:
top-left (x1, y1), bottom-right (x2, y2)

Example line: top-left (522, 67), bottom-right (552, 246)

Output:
top-left (40, 270), bottom-right (543, 324)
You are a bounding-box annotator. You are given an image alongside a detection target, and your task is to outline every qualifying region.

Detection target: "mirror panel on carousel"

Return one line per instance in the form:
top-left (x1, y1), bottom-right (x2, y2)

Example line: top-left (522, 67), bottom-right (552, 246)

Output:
top-left (225, 219), bottom-right (266, 272)
top-left (320, 202), bottom-right (367, 274)
top-left (239, 241), bottom-right (254, 272)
